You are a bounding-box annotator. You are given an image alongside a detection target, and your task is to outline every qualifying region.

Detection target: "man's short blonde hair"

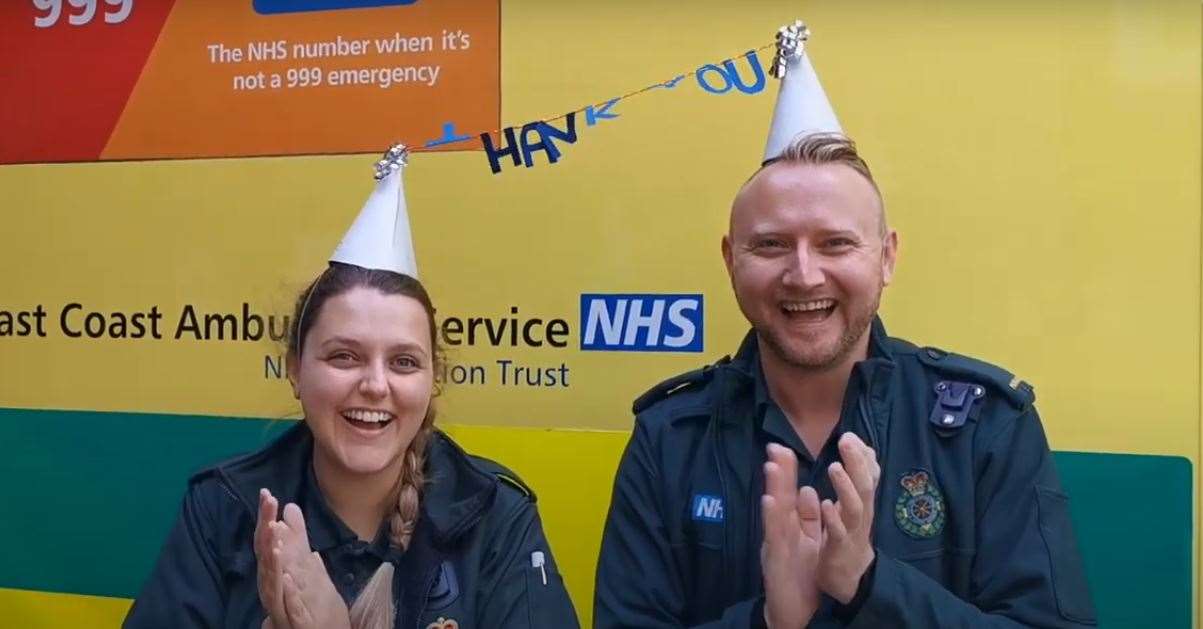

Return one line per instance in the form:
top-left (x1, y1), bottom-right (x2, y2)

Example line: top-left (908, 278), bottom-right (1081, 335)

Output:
top-left (752, 133), bottom-right (887, 235)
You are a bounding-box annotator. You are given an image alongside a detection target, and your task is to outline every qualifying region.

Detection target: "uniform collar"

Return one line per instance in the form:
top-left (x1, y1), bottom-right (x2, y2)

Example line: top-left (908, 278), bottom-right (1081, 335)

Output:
top-left (211, 422), bottom-right (498, 553)
top-left (722, 316), bottom-right (896, 426)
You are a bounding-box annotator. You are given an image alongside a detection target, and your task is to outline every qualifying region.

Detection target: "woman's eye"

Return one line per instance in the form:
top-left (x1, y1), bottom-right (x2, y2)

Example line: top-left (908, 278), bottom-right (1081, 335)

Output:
top-left (392, 356), bottom-right (419, 370)
top-left (328, 352), bottom-right (356, 365)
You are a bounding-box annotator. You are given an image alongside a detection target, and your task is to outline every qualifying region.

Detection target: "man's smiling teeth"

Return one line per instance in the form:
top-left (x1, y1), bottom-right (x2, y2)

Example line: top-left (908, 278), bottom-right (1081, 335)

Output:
top-left (782, 299), bottom-right (835, 312)
top-left (342, 409), bottom-right (394, 423)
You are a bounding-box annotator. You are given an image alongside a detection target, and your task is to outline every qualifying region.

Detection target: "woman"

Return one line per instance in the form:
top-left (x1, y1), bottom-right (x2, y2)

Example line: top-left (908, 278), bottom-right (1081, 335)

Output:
top-left (125, 148), bottom-right (579, 628)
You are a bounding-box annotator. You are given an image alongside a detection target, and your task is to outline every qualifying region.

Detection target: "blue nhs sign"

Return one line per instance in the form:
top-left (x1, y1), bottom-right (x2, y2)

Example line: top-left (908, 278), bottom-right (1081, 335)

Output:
top-left (579, 294), bottom-right (703, 352)
top-left (691, 494), bottom-right (725, 523)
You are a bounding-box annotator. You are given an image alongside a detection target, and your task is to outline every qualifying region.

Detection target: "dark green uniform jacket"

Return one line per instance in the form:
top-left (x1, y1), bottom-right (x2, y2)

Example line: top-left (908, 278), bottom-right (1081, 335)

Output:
top-left (125, 422), bottom-right (580, 629)
top-left (595, 319), bottom-right (1096, 628)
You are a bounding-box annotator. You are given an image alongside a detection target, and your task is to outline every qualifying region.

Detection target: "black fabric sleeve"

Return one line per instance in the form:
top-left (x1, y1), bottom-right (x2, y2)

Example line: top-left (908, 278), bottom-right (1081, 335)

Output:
top-left (123, 482), bottom-right (229, 629)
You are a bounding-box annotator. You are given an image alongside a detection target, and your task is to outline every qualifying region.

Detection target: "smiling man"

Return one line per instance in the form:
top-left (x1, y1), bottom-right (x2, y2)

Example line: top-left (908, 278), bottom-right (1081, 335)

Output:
top-left (593, 23), bottom-right (1095, 629)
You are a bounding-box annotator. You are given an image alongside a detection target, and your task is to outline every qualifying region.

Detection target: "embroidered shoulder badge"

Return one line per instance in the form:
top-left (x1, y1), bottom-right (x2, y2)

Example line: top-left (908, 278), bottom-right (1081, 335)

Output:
top-left (894, 469), bottom-right (946, 539)
top-left (425, 618), bottom-right (458, 629)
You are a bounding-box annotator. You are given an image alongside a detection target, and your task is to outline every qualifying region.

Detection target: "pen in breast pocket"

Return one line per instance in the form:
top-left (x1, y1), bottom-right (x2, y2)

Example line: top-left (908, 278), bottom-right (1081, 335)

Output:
top-left (531, 551), bottom-right (547, 585)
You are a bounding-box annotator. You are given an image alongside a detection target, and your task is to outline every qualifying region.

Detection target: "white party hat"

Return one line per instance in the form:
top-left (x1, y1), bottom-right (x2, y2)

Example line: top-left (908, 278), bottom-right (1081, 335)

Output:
top-left (763, 21), bottom-right (842, 163)
top-left (329, 144), bottom-right (418, 277)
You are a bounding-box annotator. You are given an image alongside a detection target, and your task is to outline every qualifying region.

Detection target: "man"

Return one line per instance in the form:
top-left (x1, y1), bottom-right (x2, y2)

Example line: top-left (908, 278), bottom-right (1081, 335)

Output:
top-left (593, 23), bottom-right (1095, 629)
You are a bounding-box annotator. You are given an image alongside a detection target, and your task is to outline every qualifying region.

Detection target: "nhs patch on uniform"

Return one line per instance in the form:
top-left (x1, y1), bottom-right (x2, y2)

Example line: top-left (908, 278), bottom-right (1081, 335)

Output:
top-left (579, 294), bottom-right (703, 352)
top-left (691, 494), bottom-right (725, 522)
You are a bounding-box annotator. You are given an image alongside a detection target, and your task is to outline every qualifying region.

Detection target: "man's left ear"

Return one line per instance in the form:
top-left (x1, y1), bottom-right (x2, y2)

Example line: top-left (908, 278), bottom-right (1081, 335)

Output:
top-left (881, 230), bottom-right (899, 286)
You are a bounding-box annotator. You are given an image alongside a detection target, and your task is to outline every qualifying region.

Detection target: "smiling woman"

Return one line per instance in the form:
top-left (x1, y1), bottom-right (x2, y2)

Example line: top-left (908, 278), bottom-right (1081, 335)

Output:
top-left (286, 265), bottom-right (440, 544)
top-left (122, 147), bottom-right (580, 629)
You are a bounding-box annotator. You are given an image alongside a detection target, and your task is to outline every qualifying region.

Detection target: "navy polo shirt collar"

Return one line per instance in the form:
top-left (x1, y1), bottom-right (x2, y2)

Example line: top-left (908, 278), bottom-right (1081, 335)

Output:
top-left (298, 452), bottom-right (364, 552)
top-left (726, 317), bottom-right (896, 459)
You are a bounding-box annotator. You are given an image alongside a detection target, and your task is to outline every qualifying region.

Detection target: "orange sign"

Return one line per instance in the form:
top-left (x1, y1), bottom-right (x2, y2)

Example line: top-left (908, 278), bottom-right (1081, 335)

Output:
top-left (0, 0), bottom-right (499, 163)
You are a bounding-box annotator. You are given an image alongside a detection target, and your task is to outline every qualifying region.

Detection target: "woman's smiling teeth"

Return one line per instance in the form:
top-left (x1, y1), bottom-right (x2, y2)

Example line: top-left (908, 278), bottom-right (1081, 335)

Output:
top-left (342, 408), bottom-right (395, 429)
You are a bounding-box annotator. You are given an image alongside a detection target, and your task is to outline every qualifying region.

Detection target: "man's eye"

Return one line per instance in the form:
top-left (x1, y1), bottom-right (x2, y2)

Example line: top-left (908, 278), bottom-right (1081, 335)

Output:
top-left (754, 239), bottom-right (787, 250)
top-left (825, 238), bottom-right (855, 248)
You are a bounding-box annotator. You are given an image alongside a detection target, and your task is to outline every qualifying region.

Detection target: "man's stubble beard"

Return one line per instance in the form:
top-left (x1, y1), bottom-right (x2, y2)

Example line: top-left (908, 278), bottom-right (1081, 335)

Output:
top-left (758, 288), bottom-right (882, 373)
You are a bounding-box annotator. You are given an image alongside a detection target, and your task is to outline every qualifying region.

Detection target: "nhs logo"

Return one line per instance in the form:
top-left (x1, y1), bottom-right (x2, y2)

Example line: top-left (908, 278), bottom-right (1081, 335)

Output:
top-left (691, 494), bottom-right (725, 523)
top-left (580, 294), bottom-right (703, 352)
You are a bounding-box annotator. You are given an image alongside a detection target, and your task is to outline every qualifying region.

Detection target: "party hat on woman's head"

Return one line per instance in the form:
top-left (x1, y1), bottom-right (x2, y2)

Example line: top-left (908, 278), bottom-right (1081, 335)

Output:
top-left (762, 21), bottom-right (842, 163)
top-left (329, 144), bottom-right (419, 277)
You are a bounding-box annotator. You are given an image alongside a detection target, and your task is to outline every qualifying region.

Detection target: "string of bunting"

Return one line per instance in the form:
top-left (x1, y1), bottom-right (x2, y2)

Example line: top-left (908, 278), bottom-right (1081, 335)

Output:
top-left (410, 41), bottom-right (782, 174)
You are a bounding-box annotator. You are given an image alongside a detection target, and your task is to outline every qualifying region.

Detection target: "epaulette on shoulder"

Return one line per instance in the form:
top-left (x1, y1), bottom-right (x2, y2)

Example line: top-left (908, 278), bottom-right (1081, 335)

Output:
top-left (186, 446), bottom-right (261, 487)
top-left (187, 465), bottom-right (220, 487)
top-left (632, 356), bottom-right (730, 415)
top-left (916, 346), bottom-right (1035, 408)
top-left (469, 455), bottom-right (536, 503)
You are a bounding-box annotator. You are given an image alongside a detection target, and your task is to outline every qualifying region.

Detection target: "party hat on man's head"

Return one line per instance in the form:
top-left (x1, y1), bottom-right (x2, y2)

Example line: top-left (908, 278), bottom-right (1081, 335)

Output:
top-left (762, 21), bottom-right (842, 163)
top-left (329, 144), bottom-right (419, 277)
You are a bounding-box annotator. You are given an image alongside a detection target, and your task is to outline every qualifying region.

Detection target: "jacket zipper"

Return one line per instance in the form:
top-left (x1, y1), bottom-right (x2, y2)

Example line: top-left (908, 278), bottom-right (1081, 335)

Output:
top-left (858, 384), bottom-right (886, 547)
